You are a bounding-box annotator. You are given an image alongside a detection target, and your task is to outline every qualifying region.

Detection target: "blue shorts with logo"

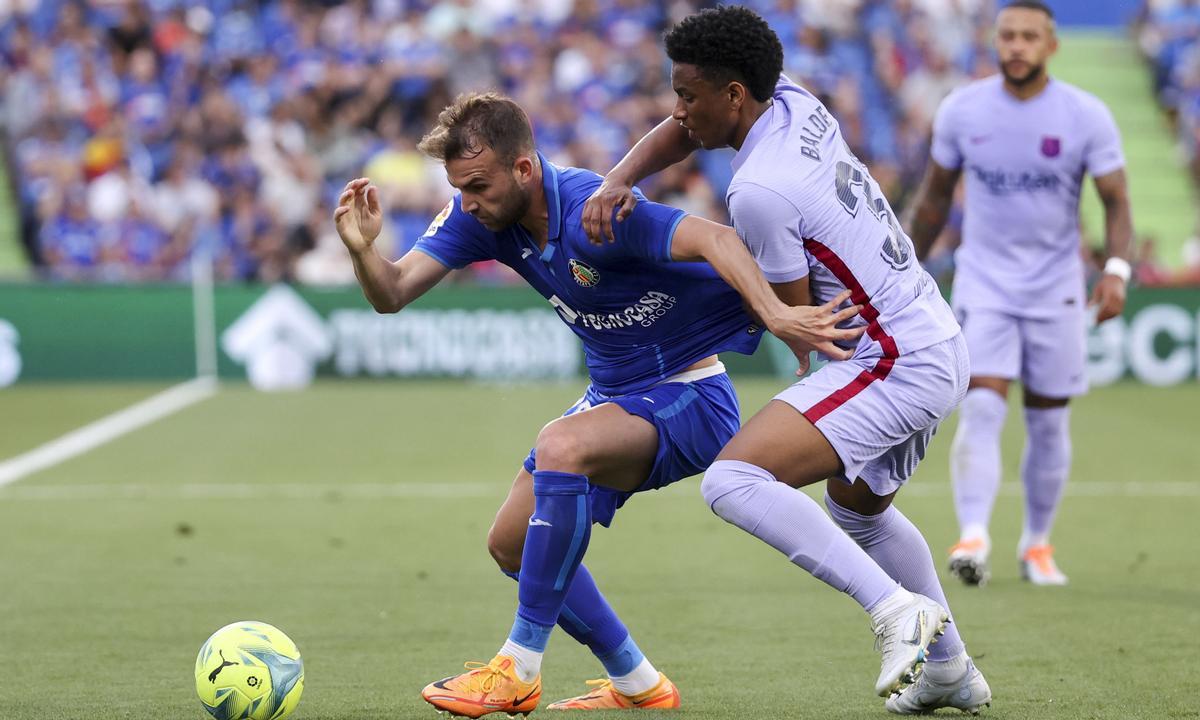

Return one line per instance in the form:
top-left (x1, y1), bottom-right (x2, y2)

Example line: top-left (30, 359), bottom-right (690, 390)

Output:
top-left (522, 371), bottom-right (740, 527)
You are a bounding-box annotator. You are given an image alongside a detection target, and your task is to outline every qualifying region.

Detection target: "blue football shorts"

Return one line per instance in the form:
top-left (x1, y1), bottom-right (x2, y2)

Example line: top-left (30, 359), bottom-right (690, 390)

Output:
top-left (522, 366), bottom-right (740, 527)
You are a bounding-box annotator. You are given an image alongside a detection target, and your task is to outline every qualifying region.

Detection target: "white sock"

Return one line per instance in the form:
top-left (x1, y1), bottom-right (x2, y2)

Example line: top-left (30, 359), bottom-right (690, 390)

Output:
top-left (924, 650), bottom-right (970, 681)
top-left (825, 496), bottom-right (967, 662)
top-left (960, 523), bottom-right (989, 544)
top-left (701, 460), bottom-right (899, 612)
top-left (951, 389), bottom-right (1007, 536)
top-left (499, 639), bottom-right (542, 682)
top-left (867, 586), bottom-right (915, 626)
top-left (610, 657), bottom-right (660, 696)
top-left (1020, 405), bottom-right (1071, 553)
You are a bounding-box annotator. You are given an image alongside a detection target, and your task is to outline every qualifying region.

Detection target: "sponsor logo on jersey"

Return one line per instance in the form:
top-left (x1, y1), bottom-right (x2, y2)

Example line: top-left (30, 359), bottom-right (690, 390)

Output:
top-left (568, 258), bottom-right (600, 287)
top-left (423, 200), bottom-right (453, 237)
top-left (967, 165), bottom-right (1061, 195)
top-left (549, 291), bottom-right (677, 330)
top-left (1040, 136), bottom-right (1061, 158)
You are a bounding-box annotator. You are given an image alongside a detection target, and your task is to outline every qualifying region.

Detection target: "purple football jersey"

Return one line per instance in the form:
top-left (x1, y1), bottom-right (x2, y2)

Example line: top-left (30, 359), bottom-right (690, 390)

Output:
top-left (727, 75), bottom-right (960, 360)
top-left (931, 75), bottom-right (1125, 317)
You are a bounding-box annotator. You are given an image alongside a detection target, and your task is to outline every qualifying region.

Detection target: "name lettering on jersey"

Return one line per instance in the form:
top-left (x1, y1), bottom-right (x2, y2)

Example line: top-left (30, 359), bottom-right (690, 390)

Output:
top-left (798, 105), bottom-right (833, 162)
top-left (967, 165), bottom-right (1061, 195)
top-left (548, 291), bottom-right (677, 330)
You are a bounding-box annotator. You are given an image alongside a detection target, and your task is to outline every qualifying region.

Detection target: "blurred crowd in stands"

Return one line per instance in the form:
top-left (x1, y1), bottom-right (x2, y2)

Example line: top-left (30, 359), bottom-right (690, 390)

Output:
top-left (1, 0), bottom-right (1197, 286)
top-left (1137, 0), bottom-right (1200, 286)
top-left (0, 0), bottom-right (999, 283)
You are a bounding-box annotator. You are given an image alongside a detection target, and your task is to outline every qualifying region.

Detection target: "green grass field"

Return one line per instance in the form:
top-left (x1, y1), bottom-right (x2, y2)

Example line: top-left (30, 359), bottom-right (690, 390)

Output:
top-left (1, 379), bottom-right (1197, 719)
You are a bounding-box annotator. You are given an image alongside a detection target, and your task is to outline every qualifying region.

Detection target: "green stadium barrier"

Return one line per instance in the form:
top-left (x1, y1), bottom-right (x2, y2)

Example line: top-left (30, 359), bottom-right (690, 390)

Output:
top-left (0, 283), bottom-right (781, 385)
top-left (0, 283), bottom-right (1196, 386)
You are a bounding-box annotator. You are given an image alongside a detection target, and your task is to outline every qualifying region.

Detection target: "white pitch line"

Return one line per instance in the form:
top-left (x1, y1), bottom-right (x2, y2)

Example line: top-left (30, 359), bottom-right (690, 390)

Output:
top-left (0, 480), bottom-right (1195, 501)
top-left (0, 377), bottom-right (218, 487)
top-left (899, 481), bottom-right (1200, 498)
top-left (0, 481), bottom-right (502, 501)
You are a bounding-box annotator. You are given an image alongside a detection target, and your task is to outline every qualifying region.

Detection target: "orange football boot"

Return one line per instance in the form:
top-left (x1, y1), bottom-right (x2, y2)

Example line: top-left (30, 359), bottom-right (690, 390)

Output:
top-left (421, 655), bottom-right (541, 718)
top-left (546, 673), bottom-right (680, 711)
top-left (1020, 544), bottom-right (1068, 586)
top-left (948, 537), bottom-right (991, 586)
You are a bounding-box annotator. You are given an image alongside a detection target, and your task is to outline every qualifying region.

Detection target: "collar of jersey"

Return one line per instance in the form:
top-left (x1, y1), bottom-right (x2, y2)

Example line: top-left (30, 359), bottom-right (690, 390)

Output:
top-left (537, 150), bottom-right (562, 249)
top-left (731, 95), bottom-right (777, 175)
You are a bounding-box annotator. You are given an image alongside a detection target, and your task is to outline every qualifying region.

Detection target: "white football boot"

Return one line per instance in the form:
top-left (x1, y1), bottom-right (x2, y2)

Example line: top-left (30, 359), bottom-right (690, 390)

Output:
top-left (871, 592), bottom-right (950, 697)
top-left (885, 657), bottom-right (992, 715)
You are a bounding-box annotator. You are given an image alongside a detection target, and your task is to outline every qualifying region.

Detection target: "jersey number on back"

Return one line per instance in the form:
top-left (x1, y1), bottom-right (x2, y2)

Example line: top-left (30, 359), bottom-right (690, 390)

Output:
top-left (833, 156), bottom-right (913, 271)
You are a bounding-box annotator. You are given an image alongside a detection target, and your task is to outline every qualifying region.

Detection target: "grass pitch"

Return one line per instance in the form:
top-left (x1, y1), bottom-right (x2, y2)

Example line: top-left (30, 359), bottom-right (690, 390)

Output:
top-left (0, 379), bottom-right (1197, 719)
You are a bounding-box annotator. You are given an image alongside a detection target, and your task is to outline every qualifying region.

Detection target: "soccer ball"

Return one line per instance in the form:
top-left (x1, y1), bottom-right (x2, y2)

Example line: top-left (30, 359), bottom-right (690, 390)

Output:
top-left (195, 621), bottom-right (305, 720)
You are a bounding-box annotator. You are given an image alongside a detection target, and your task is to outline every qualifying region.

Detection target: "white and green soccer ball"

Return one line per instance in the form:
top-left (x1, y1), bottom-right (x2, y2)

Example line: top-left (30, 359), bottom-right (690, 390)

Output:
top-left (195, 621), bottom-right (305, 720)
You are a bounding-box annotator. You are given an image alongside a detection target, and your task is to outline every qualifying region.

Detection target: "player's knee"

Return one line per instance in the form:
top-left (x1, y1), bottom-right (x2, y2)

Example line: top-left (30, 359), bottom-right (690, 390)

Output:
top-left (486, 524), bottom-right (522, 574)
top-left (533, 422), bottom-right (589, 474)
top-left (701, 459), bottom-right (757, 512)
top-left (959, 387), bottom-right (1008, 433)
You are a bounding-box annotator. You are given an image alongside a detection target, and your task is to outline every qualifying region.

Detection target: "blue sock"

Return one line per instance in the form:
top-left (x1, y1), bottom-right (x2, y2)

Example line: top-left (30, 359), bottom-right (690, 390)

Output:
top-left (503, 564), bottom-right (640, 675)
top-left (511, 470), bottom-right (591, 648)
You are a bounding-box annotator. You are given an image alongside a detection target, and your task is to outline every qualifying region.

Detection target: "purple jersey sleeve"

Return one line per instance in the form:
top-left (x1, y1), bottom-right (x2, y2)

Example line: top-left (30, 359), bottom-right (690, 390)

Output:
top-left (727, 180), bottom-right (810, 283)
top-left (412, 196), bottom-right (495, 269)
top-left (930, 94), bottom-right (963, 170)
top-left (1082, 100), bottom-right (1125, 177)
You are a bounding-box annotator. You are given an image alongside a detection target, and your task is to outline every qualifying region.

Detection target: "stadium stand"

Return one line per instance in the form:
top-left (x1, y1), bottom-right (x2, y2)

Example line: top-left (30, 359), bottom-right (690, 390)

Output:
top-left (2, 0), bottom-right (1195, 284)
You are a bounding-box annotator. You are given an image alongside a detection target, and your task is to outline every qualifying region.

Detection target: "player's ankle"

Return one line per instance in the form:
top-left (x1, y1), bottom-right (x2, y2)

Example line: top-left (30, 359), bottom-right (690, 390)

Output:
top-left (924, 650), bottom-right (969, 681)
top-left (868, 586), bottom-right (914, 623)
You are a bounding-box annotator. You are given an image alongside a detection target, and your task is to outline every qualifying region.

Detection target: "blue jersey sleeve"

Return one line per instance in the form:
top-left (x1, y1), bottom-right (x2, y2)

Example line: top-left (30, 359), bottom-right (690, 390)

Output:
top-left (412, 196), bottom-right (496, 269)
top-left (604, 195), bottom-right (686, 264)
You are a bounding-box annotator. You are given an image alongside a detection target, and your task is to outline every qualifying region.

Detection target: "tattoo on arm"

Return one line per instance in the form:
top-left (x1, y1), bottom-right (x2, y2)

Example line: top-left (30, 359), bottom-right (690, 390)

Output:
top-left (1093, 169), bottom-right (1133, 262)
top-left (904, 161), bottom-right (960, 260)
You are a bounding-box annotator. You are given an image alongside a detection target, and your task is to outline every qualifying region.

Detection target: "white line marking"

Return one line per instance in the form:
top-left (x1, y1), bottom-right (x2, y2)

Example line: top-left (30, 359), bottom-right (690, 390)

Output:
top-left (899, 481), bottom-right (1200, 498)
top-left (0, 482), bottom-right (503, 501)
top-left (0, 480), bottom-right (1193, 502)
top-left (0, 377), bottom-right (218, 487)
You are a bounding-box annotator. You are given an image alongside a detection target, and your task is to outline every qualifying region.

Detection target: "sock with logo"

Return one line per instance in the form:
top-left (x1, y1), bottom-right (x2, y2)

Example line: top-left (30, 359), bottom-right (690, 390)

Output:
top-left (502, 564), bottom-right (655, 691)
top-left (506, 470), bottom-right (592, 680)
top-left (1020, 405), bottom-right (1071, 551)
top-left (701, 460), bottom-right (899, 612)
top-left (951, 388), bottom-right (1007, 536)
top-left (826, 494), bottom-right (966, 661)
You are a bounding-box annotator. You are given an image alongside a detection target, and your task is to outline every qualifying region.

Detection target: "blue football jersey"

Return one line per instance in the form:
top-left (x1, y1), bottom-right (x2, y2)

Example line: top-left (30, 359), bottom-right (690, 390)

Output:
top-left (414, 153), bottom-right (762, 396)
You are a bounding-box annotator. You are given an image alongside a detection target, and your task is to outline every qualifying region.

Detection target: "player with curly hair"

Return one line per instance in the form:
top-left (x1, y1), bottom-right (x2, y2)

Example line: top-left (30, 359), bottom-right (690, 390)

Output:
top-left (585, 6), bottom-right (991, 713)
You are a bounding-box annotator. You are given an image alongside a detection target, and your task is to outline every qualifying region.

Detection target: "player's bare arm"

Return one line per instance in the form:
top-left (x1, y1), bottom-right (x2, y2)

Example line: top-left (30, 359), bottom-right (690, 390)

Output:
top-left (582, 119), bottom-right (699, 244)
top-left (769, 277), bottom-right (813, 307)
top-left (333, 178), bottom-right (451, 313)
top-left (904, 160), bottom-right (962, 260)
top-left (669, 216), bottom-right (863, 361)
top-left (1091, 168), bottom-right (1133, 322)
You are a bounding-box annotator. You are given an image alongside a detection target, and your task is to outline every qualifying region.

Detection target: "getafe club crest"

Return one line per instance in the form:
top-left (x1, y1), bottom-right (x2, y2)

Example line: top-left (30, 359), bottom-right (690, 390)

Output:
top-left (568, 258), bottom-right (600, 287)
top-left (1040, 136), bottom-right (1061, 158)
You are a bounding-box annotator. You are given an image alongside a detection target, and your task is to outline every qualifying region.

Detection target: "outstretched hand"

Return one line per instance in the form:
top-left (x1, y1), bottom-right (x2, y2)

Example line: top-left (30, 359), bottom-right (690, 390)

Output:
top-left (767, 290), bottom-right (866, 375)
top-left (582, 177), bottom-right (638, 245)
top-left (333, 178), bottom-right (383, 254)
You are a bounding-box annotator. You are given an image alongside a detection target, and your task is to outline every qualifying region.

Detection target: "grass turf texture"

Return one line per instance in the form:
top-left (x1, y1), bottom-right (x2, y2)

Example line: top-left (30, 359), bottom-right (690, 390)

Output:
top-left (1, 379), bottom-right (1197, 719)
